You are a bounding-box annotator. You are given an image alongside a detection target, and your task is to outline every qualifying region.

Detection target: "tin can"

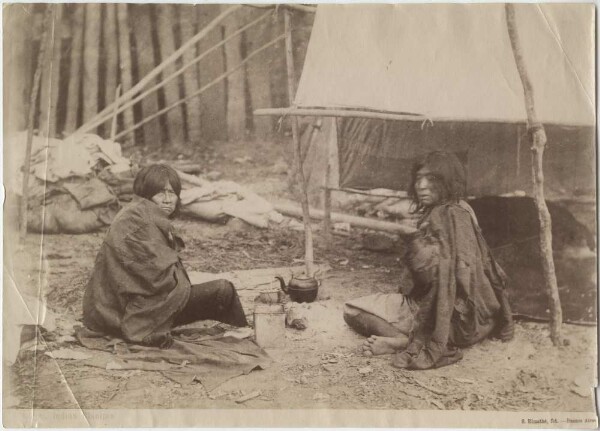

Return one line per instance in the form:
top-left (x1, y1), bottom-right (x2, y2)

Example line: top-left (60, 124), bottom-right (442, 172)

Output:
top-left (253, 303), bottom-right (286, 348)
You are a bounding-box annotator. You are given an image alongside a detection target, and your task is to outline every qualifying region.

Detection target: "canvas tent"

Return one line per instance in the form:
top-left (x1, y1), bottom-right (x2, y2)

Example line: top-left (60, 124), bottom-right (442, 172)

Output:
top-left (257, 4), bottom-right (595, 200)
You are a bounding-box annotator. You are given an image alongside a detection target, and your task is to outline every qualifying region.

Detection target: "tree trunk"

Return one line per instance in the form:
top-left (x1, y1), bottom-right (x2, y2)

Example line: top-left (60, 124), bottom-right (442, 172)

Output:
top-left (64, 4), bottom-right (84, 134)
top-left (46, 4), bottom-right (63, 137)
top-left (102, 4), bottom-right (118, 135)
top-left (82, 4), bottom-right (101, 126)
top-left (156, 4), bottom-right (186, 146)
top-left (221, 6), bottom-right (246, 141)
top-left (197, 6), bottom-right (227, 142)
top-left (285, 9), bottom-right (314, 277)
top-left (38, 6), bottom-right (58, 137)
top-left (116, 4), bottom-right (135, 146)
top-left (20, 6), bottom-right (53, 241)
top-left (178, 4), bottom-right (202, 146)
top-left (270, 12), bottom-right (288, 109)
top-left (3, 4), bottom-right (34, 134)
top-left (246, 9), bottom-right (274, 138)
top-left (505, 4), bottom-right (562, 345)
top-left (131, 4), bottom-right (163, 148)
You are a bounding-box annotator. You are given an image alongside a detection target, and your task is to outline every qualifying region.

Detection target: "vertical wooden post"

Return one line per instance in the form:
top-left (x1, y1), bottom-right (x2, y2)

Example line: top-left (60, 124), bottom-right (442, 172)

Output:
top-left (102, 3), bottom-right (119, 134)
top-left (116, 3), bottom-right (135, 146)
top-left (179, 5), bottom-right (202, 145)
top-left (505, 4), bottom-right (562, 345)
top-left (222, 6), bottom-right (246, 141)
top-left (197, 6), bottom-right (227, 142)
top-left (322, 119), bottom-right (333, 240)
top-left (47, 4), bottom-right (63, 137)
top-left (156, 4), bottom-right (186, 146)
top-left (131, 4), bottom-right (163, 148)
top-left (38, 6), bottom-right (57, 137)
top-left (20, 6), bottom-right (52, 242)
top-left (246, 9), bottom-right (274, 138)
top-left (3, 4), bottom-right (34, 134)
top-left (285, 9), bottom-right (314, 277)
top-left (64, 4), bottom-right (84, 134)
top-left (82, 4), bottom-right (101, 126)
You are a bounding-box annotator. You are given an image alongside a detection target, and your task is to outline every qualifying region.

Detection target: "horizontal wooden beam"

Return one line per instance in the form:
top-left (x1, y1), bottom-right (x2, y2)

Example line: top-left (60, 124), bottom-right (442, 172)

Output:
top-left (254, 107), bottom-right (426, 122)
top-left (274, 200), bottom-right (418, 236)
top-left (256, 107), bottom-right (593, 127)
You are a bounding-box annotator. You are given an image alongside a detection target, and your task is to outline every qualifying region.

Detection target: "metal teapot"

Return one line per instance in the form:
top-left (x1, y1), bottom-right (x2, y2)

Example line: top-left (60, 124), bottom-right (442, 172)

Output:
top-left (275, 272), bottom-right (321, 303)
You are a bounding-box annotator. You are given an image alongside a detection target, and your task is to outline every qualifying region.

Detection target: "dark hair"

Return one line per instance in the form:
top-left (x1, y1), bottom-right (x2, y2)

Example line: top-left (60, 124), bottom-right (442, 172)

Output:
top-left (133, 164), bottom-right (182, 217)
top-left (408, 151), bottom-right (466, 211)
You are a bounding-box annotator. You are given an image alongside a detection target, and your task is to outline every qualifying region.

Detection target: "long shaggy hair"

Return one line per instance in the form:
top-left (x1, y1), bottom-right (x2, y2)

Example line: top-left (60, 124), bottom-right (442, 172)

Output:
top-left (133, 164), bottom-right (182, 218)
top-left (408, 151), bottom-right (467, 212)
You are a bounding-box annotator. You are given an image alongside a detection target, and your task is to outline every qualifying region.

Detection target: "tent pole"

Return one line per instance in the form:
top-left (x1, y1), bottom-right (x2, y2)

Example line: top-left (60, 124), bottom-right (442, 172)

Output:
top-left (505, 4), bottom-right (562, 346)
top-left (284, 9), bottom-right (315, 277)
top-left (323, 119), bottom-right (332, 240)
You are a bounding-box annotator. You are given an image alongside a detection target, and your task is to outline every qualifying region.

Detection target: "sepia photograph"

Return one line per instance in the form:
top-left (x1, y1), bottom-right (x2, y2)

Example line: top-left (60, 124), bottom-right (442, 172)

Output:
top-left (2, 2), bottom-right (597, 428)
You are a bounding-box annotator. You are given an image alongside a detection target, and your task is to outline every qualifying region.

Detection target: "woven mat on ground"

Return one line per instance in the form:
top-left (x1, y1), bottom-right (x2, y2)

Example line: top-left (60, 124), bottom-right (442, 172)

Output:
top-left (75, 326), bottom-right (272, 391)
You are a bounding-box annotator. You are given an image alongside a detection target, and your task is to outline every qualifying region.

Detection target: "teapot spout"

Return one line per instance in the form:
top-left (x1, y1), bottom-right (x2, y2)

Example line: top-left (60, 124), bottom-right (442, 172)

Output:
top-left (275, 276), bottom-right (288, 293)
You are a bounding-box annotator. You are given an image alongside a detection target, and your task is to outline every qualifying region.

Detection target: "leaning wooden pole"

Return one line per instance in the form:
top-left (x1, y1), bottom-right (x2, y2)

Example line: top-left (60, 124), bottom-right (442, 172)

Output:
top-left (75, 4), bottom-right (242, 136)
top-left (20, 7), bottom-right (52, 242)
top-left (284, 9), bottom-right (315, 277)
top-left (505, 4), bottom-right (562, 345)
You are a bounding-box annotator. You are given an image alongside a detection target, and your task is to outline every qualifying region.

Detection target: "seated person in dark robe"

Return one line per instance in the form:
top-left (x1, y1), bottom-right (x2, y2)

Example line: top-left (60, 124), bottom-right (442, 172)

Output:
top-left (83, 164), bottom-right (248, 348)
top-left (344, 151), bottom-right (514, 369)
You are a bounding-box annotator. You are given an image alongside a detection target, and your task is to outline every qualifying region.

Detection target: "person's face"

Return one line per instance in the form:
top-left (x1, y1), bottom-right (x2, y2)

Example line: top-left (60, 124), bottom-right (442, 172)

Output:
top-left (415, 167), bottom-right (442, 207)
top-left (151, 182), bottom-right (178, 216)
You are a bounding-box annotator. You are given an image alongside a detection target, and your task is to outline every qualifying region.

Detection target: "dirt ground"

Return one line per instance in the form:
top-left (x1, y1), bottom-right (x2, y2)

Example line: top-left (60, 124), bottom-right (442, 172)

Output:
top-left (4, 138), bottom-right (598, 413)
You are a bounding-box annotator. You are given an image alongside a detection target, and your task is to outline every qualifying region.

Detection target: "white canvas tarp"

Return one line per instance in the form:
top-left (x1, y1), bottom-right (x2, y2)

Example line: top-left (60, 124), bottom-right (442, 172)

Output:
top-left (295, 4), bottom-right (594, 126)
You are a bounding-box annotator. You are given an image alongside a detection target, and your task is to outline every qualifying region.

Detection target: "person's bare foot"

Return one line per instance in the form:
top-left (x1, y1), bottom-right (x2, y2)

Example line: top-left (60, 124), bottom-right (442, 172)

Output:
top-left (361, 335), bottom-right (407, 356)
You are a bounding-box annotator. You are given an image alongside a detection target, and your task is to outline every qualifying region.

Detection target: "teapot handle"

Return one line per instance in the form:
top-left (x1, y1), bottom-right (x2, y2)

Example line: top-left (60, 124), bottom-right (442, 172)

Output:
top-left (275, 276), bottom-right (288, 293)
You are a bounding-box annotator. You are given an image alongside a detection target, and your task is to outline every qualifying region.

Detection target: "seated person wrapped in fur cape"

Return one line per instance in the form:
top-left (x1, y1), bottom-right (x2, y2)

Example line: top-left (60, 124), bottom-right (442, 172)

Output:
top-left (83, 164), bottom-right (247, 348)
top-left (344, 151), bottom-right (514, 369)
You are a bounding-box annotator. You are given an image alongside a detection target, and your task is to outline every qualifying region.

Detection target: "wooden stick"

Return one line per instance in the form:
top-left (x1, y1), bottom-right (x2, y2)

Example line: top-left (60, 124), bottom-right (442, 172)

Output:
top-left (74, 4), bottom-right (242, 136)
top-left (116, 3), bottom-right (135, 146)
top-left (115, 34), bottom-right (285, 140)
top-left (505, 4), bottom-right (562, 345)
top-left (64, 4), bottom-right (84, 134)
top-left (90, 10), bottom-right (272, 135)
top-left (110, 85), bottom-right (121, 141)
top-left (285, 9), bottom-right (315, 277)
top-left (274, 201), bottom-right (418, 236)
top-left (20, 6), bottom-right (52, 242)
